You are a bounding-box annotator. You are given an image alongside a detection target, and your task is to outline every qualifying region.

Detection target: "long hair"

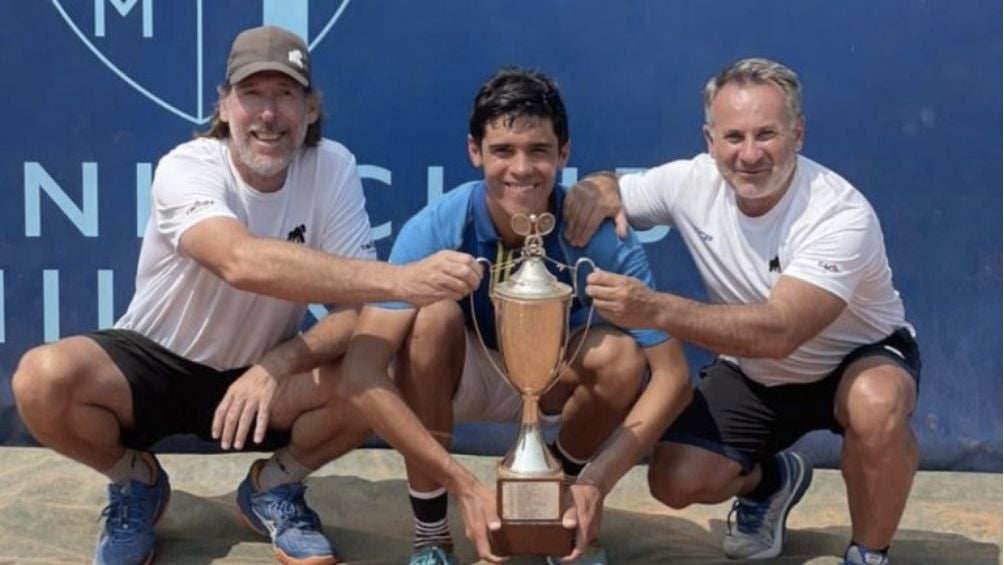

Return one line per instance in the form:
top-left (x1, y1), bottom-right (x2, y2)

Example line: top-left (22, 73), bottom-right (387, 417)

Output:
top-left (198, 84), bottom-right (323, 146)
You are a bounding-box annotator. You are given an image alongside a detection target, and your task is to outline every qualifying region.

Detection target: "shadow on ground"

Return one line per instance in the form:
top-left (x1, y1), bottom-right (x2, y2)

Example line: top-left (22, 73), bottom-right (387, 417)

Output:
top-left (147, 474), bottom-right (1000, 565)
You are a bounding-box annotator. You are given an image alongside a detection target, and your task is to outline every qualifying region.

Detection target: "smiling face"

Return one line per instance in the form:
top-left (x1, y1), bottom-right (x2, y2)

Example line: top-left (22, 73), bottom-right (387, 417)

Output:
top-left (703, 81), bottom-right (804, 217)
top-left (220, 71), bottom-right (319, 192)
top-left (468, 115), bottom-right (570, 245)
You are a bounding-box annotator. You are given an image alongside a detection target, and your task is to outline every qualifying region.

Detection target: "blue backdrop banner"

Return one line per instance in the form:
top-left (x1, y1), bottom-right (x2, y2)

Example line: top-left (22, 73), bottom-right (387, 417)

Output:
top-left (1, 0), bottom-right (1000, 471)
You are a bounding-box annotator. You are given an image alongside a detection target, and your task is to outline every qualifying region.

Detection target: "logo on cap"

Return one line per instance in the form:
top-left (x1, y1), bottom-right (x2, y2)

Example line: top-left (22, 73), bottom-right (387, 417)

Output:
top-left (289, 49), bottom-right (306, 69)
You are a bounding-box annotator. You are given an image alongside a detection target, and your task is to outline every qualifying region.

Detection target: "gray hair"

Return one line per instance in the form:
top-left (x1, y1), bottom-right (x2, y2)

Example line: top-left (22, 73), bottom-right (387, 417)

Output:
top-left (703, 58), bottom-right (802, 126)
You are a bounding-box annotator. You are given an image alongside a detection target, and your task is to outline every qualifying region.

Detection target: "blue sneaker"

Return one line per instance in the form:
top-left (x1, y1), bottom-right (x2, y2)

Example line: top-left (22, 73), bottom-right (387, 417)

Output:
top-left (722, 451), bottom-right (813, 560)
top-left (408, 545), bottom-right (458, 565)
top-left (93, 454), bottom-right (171, 565)
top-left (236, 459), bottom-right (336, 565)
top-left (841, 544), bottom-right (889, 565)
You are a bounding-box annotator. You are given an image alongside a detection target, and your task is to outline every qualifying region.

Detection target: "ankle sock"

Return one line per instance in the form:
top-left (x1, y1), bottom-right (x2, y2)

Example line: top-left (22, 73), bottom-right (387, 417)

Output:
top-left (104, 449), bottom-right (155, 486)
top-left (409, 486), bottom-right (452, 550)
top-left (746, 454), bottom-right (782, 501)
top-left (257, 448), bottom-right (312, 492)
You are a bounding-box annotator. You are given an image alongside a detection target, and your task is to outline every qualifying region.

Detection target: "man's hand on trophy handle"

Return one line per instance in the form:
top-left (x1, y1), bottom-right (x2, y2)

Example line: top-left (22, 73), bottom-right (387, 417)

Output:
top-left (403, 250), bottom-right (483, 305)
top-left (585, 269), bottom-right (660, 329)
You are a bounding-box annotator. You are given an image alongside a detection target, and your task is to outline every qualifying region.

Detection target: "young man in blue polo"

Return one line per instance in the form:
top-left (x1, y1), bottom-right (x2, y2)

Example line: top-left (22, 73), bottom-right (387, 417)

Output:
top-left (338, 68), bottom-right (692, 564)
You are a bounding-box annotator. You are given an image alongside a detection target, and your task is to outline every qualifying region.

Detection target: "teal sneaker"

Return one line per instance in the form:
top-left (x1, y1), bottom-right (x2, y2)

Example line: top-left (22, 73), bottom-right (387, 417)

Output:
top-left (93, 455), bottom-right (171, 565)
top-left (408, 545), bottom-right (458, 565)
top-left (722, 451), bottom-right (813, 560)
top-left (841, 544), bottom-right (889, 565)
top-left (236, 459), bottom-right (336, 564)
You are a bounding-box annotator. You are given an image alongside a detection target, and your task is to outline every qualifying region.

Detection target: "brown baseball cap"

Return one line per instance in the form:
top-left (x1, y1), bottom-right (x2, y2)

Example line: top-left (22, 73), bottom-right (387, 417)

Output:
top-left (226, 25), bottom-right (310, 87)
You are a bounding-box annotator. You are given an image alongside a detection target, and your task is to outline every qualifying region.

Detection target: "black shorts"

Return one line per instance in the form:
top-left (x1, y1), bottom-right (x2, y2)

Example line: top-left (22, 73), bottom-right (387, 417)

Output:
top-left (660, 327), bottom-right (921, 473)
top-left (87, 329), bottom-right (290, 451)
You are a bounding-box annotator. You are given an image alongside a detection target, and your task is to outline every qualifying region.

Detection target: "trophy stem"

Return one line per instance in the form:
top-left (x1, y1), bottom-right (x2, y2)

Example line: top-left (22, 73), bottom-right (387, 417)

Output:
top-left (521, 393), bottom-right (542, 426)
top-left (501, 395), bottom-right (561, 476)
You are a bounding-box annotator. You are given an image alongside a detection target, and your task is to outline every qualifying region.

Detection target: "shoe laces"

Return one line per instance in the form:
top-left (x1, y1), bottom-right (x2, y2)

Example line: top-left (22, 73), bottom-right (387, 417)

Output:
top-left (727, 497), bottom-right (768, 535)
top-left (410, 545), bottom-right (455, 565)
top-left (99, 482), bottom-right (152, 542)
top-left (263, 483), bottom-right (322, 534)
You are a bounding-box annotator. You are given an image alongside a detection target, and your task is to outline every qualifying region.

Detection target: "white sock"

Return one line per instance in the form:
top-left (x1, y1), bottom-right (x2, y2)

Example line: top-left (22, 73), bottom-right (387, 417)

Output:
top-left (104, 449), bottom-right (154, 485)
top-left (257, 448), bottom-right (313, 492)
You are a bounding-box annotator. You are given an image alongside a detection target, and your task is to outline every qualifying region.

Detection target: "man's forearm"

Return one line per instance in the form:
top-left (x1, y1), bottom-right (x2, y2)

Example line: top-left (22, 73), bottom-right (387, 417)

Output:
top-left (254, 307), bottom-right (359, 379)
top-left (225, 238), bottom-right (402, 305)
top-left (580, 346), bottom-right (691, 494)
top-left (652, 292), bottom-right (797, 358)
top-left (341, 368), bottom-right (475, 492)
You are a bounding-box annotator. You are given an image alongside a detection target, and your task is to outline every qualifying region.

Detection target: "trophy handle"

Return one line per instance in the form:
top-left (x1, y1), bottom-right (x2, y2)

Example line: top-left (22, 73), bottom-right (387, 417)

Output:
top-left (560, 257), bottom-right (598, 373)
top-left (470, 257), bottom-right (510, 382)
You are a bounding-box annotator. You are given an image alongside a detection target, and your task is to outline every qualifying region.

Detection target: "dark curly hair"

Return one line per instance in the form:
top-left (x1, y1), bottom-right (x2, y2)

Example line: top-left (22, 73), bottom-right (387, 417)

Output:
top-left (469, 67), bottom-right (569, 148)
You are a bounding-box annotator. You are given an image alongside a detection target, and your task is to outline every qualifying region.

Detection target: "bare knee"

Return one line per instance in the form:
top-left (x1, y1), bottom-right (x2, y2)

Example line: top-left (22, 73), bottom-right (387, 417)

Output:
top-left (13, 338), bottom-right (130, 433)
top-left (648, 461), bottom-right (695, 509)
top-left (648, 459), bottom-right (715, 509)
top-left (837, 366), bottom-right (916, 451)
top-left (12, 345), bottom-right (72, 418)
top-left (399, 300), bottom-right (465, 394)
top-left (648, 443), bottom-right (739, 509)
top-left (576, 331), bottom-right (646, 408)
top-left (407, 301), bottom-right (464, 361)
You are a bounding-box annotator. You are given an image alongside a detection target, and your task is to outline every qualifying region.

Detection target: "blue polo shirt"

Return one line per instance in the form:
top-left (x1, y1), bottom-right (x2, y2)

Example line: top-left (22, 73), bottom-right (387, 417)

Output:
top-left (381, 181), bottom-right (668, 351)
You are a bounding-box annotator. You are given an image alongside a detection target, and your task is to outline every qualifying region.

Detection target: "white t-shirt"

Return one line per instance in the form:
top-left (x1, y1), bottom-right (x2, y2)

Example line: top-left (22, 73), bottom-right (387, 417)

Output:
top-left (116, 137), bottom-right (376, 370)
top-left (620, 153), bottom-right (911, 386)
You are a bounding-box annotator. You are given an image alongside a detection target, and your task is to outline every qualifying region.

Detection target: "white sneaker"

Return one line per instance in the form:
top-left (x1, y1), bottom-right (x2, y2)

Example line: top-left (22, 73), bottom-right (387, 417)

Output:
top-left (722, 451), bottom-right (813, 560)
top-left (841, 544), bottom-right (889, 565)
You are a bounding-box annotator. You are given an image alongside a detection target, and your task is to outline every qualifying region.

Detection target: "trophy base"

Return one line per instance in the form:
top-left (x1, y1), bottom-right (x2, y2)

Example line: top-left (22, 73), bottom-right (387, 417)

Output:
top-left (492, 464), bottom-right (573, 556)
top-left (491, 520), bottom-right (574, 557)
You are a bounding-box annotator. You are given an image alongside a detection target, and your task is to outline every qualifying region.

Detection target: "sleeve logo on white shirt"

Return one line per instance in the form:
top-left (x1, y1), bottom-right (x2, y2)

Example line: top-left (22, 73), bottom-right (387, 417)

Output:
top-left (286, 224), bottom-right (307, 244)
top-left (769, 256), bottom-right (781, 273)
top-left (818, 260), bottom-right (841, 273)
top-left (185, 199), bottom-right (215, 215)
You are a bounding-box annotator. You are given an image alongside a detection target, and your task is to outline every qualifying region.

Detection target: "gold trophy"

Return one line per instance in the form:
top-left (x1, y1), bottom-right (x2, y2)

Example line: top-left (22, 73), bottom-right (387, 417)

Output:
top-left (473, 212), bottom-right (594, 556)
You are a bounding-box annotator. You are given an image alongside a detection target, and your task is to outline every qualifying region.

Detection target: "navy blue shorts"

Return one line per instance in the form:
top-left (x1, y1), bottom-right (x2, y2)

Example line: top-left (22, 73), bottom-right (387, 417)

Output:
top-left (660, 327), bottom-right (920, 473)
top-left (87, 329), bottom-right (291, 451)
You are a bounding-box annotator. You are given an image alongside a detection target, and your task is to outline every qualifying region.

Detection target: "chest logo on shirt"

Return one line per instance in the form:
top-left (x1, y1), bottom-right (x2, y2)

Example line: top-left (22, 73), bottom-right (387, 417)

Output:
top-left (769, 256), bottom-right (781, 273)
top-left (287, 224), bottom-right (306, 244)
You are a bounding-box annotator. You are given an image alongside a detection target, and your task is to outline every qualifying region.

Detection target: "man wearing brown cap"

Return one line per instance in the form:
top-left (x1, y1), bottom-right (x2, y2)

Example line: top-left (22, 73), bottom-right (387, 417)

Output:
top-left (12, 25), bottom-right (482, 565)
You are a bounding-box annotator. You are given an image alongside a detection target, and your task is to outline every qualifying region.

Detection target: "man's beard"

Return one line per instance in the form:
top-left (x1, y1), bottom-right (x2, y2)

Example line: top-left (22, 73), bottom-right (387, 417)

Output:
top-left (234, 142), bottom-right (293, 179)
top-left (232, 123), bottom-right (302, 181)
